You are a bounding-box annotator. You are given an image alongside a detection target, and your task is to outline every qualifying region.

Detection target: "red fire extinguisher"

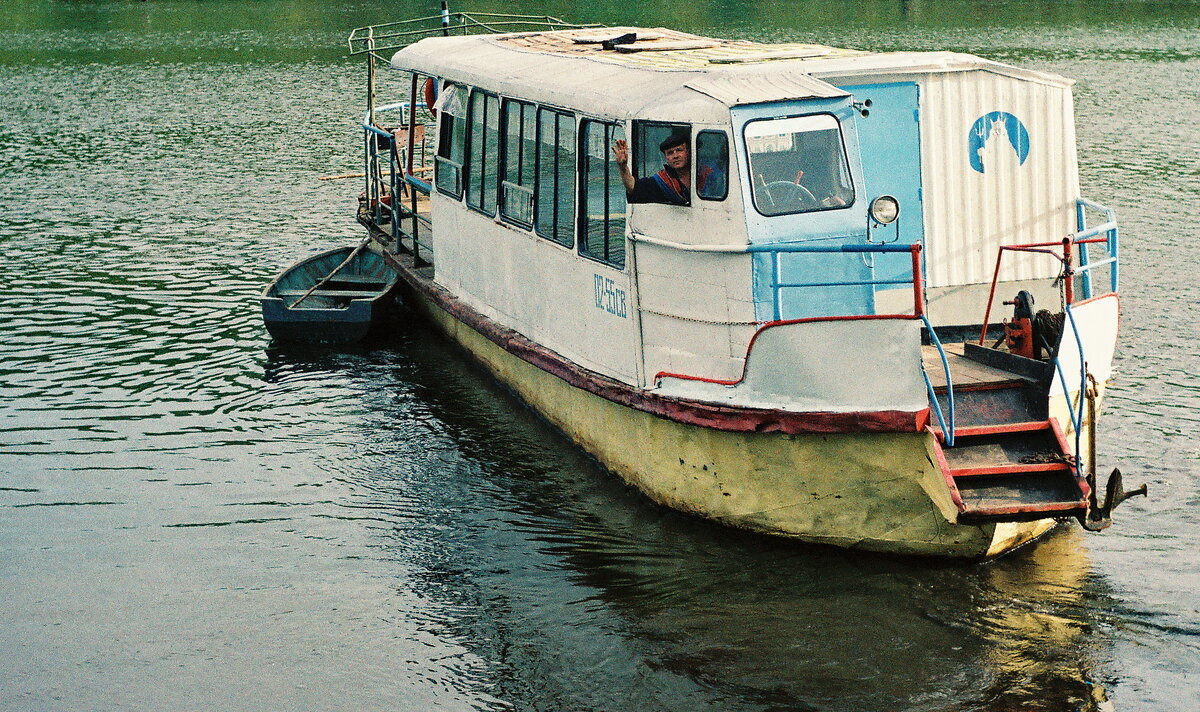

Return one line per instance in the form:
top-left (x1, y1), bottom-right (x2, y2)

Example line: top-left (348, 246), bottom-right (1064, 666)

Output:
top-left (1002, 290), bottom-right (1036, 359)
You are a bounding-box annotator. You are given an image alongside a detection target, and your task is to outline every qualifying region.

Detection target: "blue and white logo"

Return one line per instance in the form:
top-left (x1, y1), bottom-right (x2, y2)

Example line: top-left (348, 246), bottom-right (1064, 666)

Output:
top-left (968, 112), bottom-right (1030, 174)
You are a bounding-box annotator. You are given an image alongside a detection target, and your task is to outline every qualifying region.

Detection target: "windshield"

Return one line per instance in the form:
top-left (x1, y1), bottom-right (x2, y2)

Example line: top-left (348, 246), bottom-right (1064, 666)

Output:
top-left (745, 114), bottom-right (854, 217)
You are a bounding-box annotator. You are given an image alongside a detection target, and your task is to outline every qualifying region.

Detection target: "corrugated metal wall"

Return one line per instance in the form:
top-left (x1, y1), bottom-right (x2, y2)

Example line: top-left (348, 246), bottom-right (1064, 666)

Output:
top-left (920, 70), bottom-right (1080, 288)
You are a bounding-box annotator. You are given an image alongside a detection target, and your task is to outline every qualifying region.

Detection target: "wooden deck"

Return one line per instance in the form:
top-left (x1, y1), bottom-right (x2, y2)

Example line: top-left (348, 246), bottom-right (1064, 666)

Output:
top-left (922, 341), bottom-right (1027, 390)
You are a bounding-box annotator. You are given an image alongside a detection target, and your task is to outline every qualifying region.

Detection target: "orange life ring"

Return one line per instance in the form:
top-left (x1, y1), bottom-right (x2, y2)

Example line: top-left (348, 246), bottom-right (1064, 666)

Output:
top-left (424, 77), bottom-right (438, 117)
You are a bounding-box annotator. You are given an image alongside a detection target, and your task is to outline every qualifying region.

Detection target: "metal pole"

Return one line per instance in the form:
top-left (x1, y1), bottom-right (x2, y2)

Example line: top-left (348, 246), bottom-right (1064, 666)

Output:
top-left (1062, 237), bottom-right (1074, 304)
top-left (771, 251), bottom-right (782, 322)
top-left (441, 1), bottom-right (450, 35)
top-left (366, 28), bottom-right (376, 128)
top-left (910, 244), bottom-right (925, 317)
top-left (408, 73), bottom-right (421, 265)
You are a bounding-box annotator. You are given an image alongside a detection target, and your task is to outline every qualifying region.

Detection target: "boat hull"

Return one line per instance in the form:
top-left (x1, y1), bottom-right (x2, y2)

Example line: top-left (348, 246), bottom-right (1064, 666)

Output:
top-left (261, 297), bottom-right (381, 344)
top-left (395, 268), bottom-right (1056, 559)
top-left (261, 246), bottom-right (399, 345)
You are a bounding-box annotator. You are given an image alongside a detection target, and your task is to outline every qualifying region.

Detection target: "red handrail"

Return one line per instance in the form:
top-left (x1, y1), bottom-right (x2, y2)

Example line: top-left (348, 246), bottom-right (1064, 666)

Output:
top-left (655, 243), bottom-right (927, 387)
top-left (977, 236), bottom-right (1109, 346)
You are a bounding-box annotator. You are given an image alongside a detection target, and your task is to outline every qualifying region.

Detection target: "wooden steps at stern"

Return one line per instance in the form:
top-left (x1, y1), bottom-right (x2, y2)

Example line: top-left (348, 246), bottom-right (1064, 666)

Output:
top-left (932, 420), bottom-right (1089, 523)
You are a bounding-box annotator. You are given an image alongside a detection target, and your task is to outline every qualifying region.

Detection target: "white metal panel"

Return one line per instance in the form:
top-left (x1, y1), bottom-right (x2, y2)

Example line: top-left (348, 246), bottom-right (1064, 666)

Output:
top-left (919, 69), bottom-right (1079, 289)
top-left (656, 319), bottom-right (928, 413)
top-left (431, 200), bottom-right (642, 385)
top-left (634, 242), bottom-right (757, 383)
top-left (1051, 295), bottom-right (1120, 400)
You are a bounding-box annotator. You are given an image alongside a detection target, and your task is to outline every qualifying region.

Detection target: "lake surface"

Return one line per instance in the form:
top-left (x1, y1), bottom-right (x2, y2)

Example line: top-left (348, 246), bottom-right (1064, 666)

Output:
top-left (1, 1), bottom-right (1197, 710)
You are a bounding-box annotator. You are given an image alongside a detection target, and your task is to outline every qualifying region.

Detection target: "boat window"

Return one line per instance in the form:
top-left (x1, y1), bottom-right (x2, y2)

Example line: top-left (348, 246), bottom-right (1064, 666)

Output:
top-left (579, 119), bottom-right (627, 269)
top-left (745, 114), bottom-right (854, 217)
top-left (696, 130), bottom-right (729, 201)
top-left (434, 82), bottom-right (467, 198)
top-left (535, 107), bottom-right (576, 247)
top-left (500, 99), bottom-right (537, 227)
top-left (633, 121), bottom-right (691, 204)
top-left (466, 89), bottom-right (500, 216)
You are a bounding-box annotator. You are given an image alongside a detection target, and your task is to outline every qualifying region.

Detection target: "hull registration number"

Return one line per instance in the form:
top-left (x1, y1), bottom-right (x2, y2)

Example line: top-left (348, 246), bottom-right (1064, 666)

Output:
top-left (593, 274), bottom-right (628, 318)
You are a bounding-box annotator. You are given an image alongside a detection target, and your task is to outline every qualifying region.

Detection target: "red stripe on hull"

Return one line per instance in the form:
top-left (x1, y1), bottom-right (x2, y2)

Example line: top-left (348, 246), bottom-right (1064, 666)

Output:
top-left (379, 247), bottom-right (929, 435)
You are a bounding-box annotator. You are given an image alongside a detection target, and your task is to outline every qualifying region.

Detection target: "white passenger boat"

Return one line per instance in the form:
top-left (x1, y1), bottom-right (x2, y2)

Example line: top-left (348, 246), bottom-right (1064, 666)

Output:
top-left (345, 10), bottom-right (1143, 558)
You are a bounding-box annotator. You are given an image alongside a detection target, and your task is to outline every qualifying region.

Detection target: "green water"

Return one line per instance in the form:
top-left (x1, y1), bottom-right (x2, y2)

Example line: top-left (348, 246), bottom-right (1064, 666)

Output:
top-left (1, 2), bottom-right (1198, 710)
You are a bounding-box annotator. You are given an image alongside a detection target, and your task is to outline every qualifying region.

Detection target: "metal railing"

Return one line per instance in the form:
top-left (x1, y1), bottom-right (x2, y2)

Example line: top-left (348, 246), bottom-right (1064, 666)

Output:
top-left (748, 241), bottom-right (926, 322)
top-left (1075, 197), bottom-right (1119, 299)
top-left (974, 197), bottom-right (1120, 462)
top-left (978, 197), bottom-right (1120, 345)
top-left (361, 101), bottom-right (436, 261)
top-left (349, 11), bottom-right (599, 56)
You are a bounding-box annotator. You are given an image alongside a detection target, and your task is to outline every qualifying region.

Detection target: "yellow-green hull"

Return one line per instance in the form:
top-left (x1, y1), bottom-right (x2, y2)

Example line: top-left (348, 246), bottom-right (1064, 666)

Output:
top-left (410, 287), bottom-right (1057, 559)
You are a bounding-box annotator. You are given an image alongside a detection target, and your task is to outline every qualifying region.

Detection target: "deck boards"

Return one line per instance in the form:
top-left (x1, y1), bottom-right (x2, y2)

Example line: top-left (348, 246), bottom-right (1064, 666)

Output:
top-left (922, 341), bottom-right (1026, 389)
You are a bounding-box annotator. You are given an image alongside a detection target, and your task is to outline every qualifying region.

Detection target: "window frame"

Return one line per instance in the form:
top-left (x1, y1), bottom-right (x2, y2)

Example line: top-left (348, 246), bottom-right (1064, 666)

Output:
top-left (499, 97), bottom-right (537, 229)
top-left (695, 129), bottom-right (730, 202)
top-left (434, 81), bottom-right (467, 200)
top-left (577, 118), bottom-right (627, 271)
top-left (632, 120), bottom-right (692, 205)
top-left (742, 112), bottom-right (856, 218)
top-left (465, 88), bottom-right (501, 217)
top-left (533, 105), bottom-right (577, 249)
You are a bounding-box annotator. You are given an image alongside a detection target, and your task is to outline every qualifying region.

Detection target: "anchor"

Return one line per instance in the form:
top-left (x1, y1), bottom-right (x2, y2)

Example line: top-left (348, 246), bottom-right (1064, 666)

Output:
top-left (1076, 373), bottom-right (1147, 532)
top-left (1079, 467), bottom-right (1147, 532)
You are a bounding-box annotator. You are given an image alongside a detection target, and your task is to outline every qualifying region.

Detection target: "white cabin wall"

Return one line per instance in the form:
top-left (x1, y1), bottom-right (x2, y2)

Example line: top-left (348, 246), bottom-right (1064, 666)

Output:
top-left (627, 122), bottom-right (758, 384)
top-left (635, 244), bottom-right (757, 383)
top-left (431, 193), bottom-right (641, 385)
top-left (919, 70), bottom-right (1078, 292)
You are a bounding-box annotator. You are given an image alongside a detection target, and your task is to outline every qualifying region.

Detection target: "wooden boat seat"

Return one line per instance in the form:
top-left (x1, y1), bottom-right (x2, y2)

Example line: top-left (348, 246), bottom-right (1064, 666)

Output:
top-left (274, 289), bottom-right (378, 298)
top-left (321, 274), bottom-right (389, 283)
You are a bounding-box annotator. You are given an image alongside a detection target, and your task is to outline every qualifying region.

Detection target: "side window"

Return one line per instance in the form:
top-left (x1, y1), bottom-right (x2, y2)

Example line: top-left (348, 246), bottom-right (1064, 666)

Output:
top-left (579, 120), bottom-right (627, 269)
top-left (500, 99), bottom-right (536, 227)
top-left (466, 90), bottom-right (500, 215)
top-left (633, 121), bottom-right (690, 186)
top-left (695, 130), bottom-right (729, 201)
top-left (434, 82), bottom-right (467, 198)
top-left (535, 108), bottom-right (576, 247)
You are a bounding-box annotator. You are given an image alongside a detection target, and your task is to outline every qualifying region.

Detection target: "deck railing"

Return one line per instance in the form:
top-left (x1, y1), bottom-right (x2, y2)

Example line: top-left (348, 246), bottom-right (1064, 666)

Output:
top-left (348, 11), bottom-right (599, 56)
top-left (975, 197), bottom-right (1120, 461)
top-left (979, 198), bottom-right (1120, 344)
top-left (1075, 197), bottom-right (1119, 299)
top-left (361, 102), bottom-right (436, 255)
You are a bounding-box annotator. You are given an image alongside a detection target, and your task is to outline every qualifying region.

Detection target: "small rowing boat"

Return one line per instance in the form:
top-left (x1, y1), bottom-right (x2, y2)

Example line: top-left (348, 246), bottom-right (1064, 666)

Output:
top-left (261, 244), bottom-right (399, 344)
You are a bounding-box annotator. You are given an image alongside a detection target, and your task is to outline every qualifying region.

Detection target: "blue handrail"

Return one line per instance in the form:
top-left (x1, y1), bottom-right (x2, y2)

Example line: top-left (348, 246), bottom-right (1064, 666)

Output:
top-left (1054, 303), bottom-right (1089, 463)
top-left (750, 241), bottom-right (918, 322)
top-left (1074, 198), bottom-right (1120, 300)
top-left (920, 315), bottom-right (956, 447)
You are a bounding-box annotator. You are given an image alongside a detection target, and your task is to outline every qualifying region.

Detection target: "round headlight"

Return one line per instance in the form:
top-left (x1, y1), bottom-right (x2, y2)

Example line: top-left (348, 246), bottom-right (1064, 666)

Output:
top-left (870, 195), bottom-right (900, 225)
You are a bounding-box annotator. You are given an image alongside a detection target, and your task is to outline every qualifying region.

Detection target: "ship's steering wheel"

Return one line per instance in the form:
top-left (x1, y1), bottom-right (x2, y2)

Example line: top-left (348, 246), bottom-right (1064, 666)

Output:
top-left (764, 180), bottom-right (818, 211)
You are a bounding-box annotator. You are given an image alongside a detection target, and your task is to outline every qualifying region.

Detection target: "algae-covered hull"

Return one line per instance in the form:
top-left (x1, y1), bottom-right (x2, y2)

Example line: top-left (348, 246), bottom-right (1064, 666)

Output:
top-left (395, 260), bottom-right (1054, 559)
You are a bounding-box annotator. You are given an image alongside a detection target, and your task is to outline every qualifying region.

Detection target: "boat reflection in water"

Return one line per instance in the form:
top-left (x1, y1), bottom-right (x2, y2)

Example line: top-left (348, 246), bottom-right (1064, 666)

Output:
top-left (282, 326), bottom-right (1122, 712)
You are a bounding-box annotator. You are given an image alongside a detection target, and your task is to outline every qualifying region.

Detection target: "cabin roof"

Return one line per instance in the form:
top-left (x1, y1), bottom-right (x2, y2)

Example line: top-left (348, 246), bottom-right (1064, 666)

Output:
top-left (388, 27), bottom-right (1072, 120)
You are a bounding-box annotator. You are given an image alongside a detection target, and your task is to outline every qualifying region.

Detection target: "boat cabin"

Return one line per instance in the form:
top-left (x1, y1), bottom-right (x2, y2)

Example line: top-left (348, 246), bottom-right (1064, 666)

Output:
top-left (361, 26), bottom-right (1115, 410)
